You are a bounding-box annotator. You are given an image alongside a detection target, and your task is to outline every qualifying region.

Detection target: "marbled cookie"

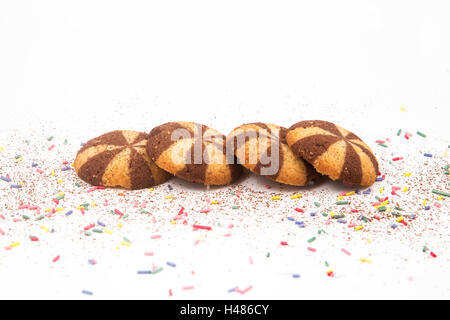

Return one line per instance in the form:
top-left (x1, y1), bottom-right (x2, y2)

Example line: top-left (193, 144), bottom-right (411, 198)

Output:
top-left (74, 130), bottom-right (172, 189)
top-left (286, 120), bottom-right (379, 186)
top-left (227, 123), bottom-right (319, 186)
top-left (147, 122), bottom-right (242, 185)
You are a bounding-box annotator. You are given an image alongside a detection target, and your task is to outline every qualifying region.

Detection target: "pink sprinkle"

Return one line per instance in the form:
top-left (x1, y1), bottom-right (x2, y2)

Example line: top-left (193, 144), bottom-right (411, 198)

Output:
top-left (249, 256), bottom-right (254, 264)
top-left (307, 247), bottom-right (316, 252)
top-left (169, 289), bottom-right (173, 296)
top-left (141, 200), bottom-right (147, 208)
top-left (193, 240), bottom-right (200, 246)
top-left (133, 201), bottom-right (139, 208)
top-left (235, 286), bottom-right (252, 294)
top-left (87, 186), bottom-right (105, 193)
top-left (144, 252), bottom-right (154, 256)
top-left (0, 214), bottom-right (5, 220)
top-left (199, 208), bottom-right (211, 213)
top-left (386, 138), bottom-right (391, 143)
top-left (434, 202), bottom-right (441, 208)
top-left (182, 286), bottom-right (194, 291)
top-left (36, 169), bottom-right (43, 174)
top-left (114, 209), bottom-right (124, 217)
top-left (223, 233), bottom-right (232, 237)
top-left (48, 144), bottom-right (55, 151)
top-left (0, 228), bottom-right (5, 236)
top-left (374, 215), bottom-right (381, 220)
top-left (375, 140), bottom-right (385, 144)
top-left (324, 219), bottom-right (331, 225)
top-left (264, 185), bottom-right (271, 189)
top-left (150, 234), bottom-right (161, 239)
top-left (280, 241), bottom-right (288, 246)
top-left (193, 224), bottom-right (212, 231)
top-left (18, 205), bottom-right (29, 209)
top-left (103, 200), bottom-right (109, 206)
top-left (341, 248), bottom-right (351, 256)
top-left (227, 224), bottom-right (234, 229)
top-left (52, 198), bottom-right (59, 205)
top-left (52, 255), bottom-right (60, 263)
top-left (5, 247), bottom-right (11, 251)
top-left (348, 223), bottom-right (356, 228)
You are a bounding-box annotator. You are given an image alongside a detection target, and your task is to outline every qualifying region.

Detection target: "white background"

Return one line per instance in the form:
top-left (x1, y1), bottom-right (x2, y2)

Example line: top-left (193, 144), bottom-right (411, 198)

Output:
top-left (0, 1), bottom-right (449, 300)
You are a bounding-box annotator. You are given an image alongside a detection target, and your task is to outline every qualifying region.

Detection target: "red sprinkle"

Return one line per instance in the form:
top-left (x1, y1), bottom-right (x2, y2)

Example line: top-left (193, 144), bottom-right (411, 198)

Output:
top-left (193, 224), bottom-right (212, 231)
top-left (280, 241), bottom-right (288, 246)
top-left (392, 157), bottom-right (403, 161)
top-left (307, 247), bottom-right (316, 252)
top-left (430, 252), bottom-right (437, 258)
top-left (48, 144), bottom-right (55, 151)
top-left (52, 255), bottom-right (60, 263)
top-left (114, 209), bottom-right (124, 217)
top-left (295, 208), bottom-right (304, 213)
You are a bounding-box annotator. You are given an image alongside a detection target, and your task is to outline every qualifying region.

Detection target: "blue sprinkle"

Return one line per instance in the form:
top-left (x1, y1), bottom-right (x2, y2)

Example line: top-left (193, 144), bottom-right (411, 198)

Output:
top-left (295, 221), bottom-right (304, 225)
top-left (424, 153), bottom-right (432, 157)
top-left (424, 206), bottom-right (430, 210)
top-left (298, 224), bottom-right (305, 228)
top-left (80, 142), bottom-right (86, 146)
top-left (11, 184), bottom-right (22, 188)
top-left (97, 221), bottom-right (106, 227)
top-left (137, 270), bottom-right (152, 274)
top-left (376, 176), bottom-right (383, 182)
top-left (50, 228), bottom-right (55, 233)
top-left (88, 259), bottom-right (96, 265)
top-left (337, 219), bottom-right (347, 223)
top-left (82, 290), bottom-right (93, 295)
top-left (410, 214), bottom-right (416, 219)
top-left (228, 286), bottom-right (238, 293)
top-left (31, 163), bottom-right (38, 167)
top-left (166, 261), bottom-right (176, 267)
top-left (292, 274), bottom-right (301, 278)
top-left (355, 189), bottom-right (360, 194)
top-left (65, 210), bottom-right (73, 216)
top-left (1, 176), bottom-right (11, 182)
top-left (61, 166), bottom-right (71, 171)
top-left (287, 217), bottom-right (295, 221)
top-left (391, 224), bottom-right (398, 228)
top-left (168, 184), bottom-right (173, 190)
top-left (362, 188), bottom-right (372, 194)
top-left (310, 212), bottom-right (316, 216)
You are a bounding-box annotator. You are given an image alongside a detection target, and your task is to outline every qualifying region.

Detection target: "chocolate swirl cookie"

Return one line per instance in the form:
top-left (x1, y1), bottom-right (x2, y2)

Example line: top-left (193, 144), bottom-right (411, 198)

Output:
top-left (146, 122), bottom-right (242, 186)
top-left (74, 130), bottom-right (172, 189)
top-left (286, 120), bottom-right (379, 186)
top-left (227, 123), bottom-right (319, 186)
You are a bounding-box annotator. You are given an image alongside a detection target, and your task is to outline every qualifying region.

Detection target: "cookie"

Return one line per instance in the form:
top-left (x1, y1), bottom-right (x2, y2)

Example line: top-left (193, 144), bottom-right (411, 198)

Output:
top-left (227, 123), bottom-right (319, 186)
top-left (286, 120), bottom-right (379, 186)
top-left (146, 122), bottom-right (242, 185)
top-left (74, 130), bottom-right (172, 189)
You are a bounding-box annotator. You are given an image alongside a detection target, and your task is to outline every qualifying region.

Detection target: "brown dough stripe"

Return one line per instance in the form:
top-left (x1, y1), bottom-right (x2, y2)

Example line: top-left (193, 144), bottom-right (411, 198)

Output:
top-left (146, 122), bottom-right (242, 185)
top-left (227, 123), bottom-right (319, 186)
top-left (286, 120), bottom-right (379, 186)
top-left (74, 130), bottom-right (172, 190)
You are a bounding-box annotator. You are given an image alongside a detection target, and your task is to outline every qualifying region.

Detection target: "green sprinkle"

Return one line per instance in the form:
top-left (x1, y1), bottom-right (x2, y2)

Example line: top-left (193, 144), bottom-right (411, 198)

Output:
top-left (47, 136), bottom-right (54, 141)
top-left (232, 205), bottom-right (239, 209)
top-left (378, 143), bottom-right (388, 148)
top-left (422, 246), bottom-right (428, 252)
top-left (397, 129), bottom-right (402, 136)
top-left (29, 235), bottom-right (36, 239)
top-left (84, 231), bottom-right (92, 236)
top-left (141, 209), bottom-right (149, 214)
top-left (332, 214), bottom-right (345, 219)
top-left (56, 195), bottom-right (64, 200)
top-left (318, 229), bottom-right (326, 234)
top-left (266, 252), bottom-right (270, 258)
top-left (81, 203), bottom-right (89, 208)
top-left (64, 139), bottom-right (68, 145)
top-left (307, 237), bottom-right (316, 243)
top-left (92, 229), bottom-right (103, 233)
top-left (377, 206), bottom-right (387, 212)
top-left (375, 196), bottom-right (380, 201)
top-left (152, 267), bottom-right (163, 274)
top-left (123, 237), bottom-right (131, 243)
top-left (110, 210), bottom-right (116, 215)
top-left (35, 215), bottom-right (44, 221)
top-left (325, 261), bottom-right (329, 267)
top-left (75, 182), bottom-right (81, 187)
top-left (24, 140), bottom-right (29, 145)
top-left (416, 131), bottom-right (426, 138)
top-left (322, 212), bottom-right (328, 217)
top-left (22, 215), bottom-right (30, 220)
top-left (229, 191), bottom-right (235, 195)
top-left (361, 216), bottom-right (368, 223)
top-left (391, 212), bottom-right (401, 217)
top-left (395, 206), bottom-right (403, 211)
top-left (122, 214), bottom-right (129, 219)
top-left (432, 189), bottom-right (450, 197)
top-left (336, 200), bottom-right (349, 205)
top-left (314, 202), bottom-right (321, 207)
top-left (15, 155), bottom-right (22, 159)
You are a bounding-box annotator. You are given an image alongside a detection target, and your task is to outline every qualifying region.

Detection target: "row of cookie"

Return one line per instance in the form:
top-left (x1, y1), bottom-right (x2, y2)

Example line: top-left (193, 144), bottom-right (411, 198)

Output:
top-left (74, 120), bottom-right (379, 189)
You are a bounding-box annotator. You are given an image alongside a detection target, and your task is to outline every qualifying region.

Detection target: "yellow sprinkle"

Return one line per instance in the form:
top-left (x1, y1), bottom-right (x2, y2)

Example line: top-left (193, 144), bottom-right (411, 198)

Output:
top-left (166, 195), bottom-right (173, 199)
top-left (41, 225), bottom-right (50, 233)
top-left (76, 206), bottom-right (84, 210)
top-left (354, 225), bottom-right (363, 231)
top-left (387, 207), bottom-right (392, 212)
top-left (402, 186), bottom-right (408, 192)
top-left (104, 229), bottom-right (112, 235)
top-left (404, 173), bottom-right (411, 177)
top-left (10, 242), bottom-right (20, 248)
top-left (438, 196), bottom-right (443, 201)
top-left (55, 208), bottom-right (64, 212)
top-left (148, 188), bottom-right (154, 192)
top-left (379, 187), bottom-right (384, 194)
top-left (170, 220), bottom-right (177, 224)
top-left (444, 152), bottom-right (447, 157)
top-left (345, 191), bottom-right (355, 196)
top-left (271, 196), bottom-right (281, 200)
top-left (57, 179), bottom-right (64, 183)
top-left (44, 208), bottom-right (52, 212)
top-left (116, 245), bottom-right (120, 250)
top-left (400, 107), bottom-right (405, 111)
top-left (397, 216), bottom-right (404, 222)
top-left (423, 199), bottom-right (427, 206)
top-left (116, 223), bottom-right (123, 229)
top-left (90, 201), bottom-right (96, 207)
top-left (329, 211), bottom-right (335, 217)
top-left (290, 194), bottom-right (302, 199)
top-left (336, 196), bottom-right (343, 200)
top-left (211, 200), bottom-right (219, 205)
top-left (0, 146), bottom-right (3, 152)
top-left (51, 170), bottom-right (55, 176)
top-left (121, 241), bottom-right (131, 247)
top-left (16, 157), bottom-right (22, 162)
top-left (57, 192), bottom-right (65, 197)
top-left (360, 258), bottom-right (372, 263)
top-left (366, 238), bottom-right (372, 243)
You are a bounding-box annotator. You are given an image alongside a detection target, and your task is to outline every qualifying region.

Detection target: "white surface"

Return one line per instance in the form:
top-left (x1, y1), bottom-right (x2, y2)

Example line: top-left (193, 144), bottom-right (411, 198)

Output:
top-left (0, 1), bottom-right (449, 299)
